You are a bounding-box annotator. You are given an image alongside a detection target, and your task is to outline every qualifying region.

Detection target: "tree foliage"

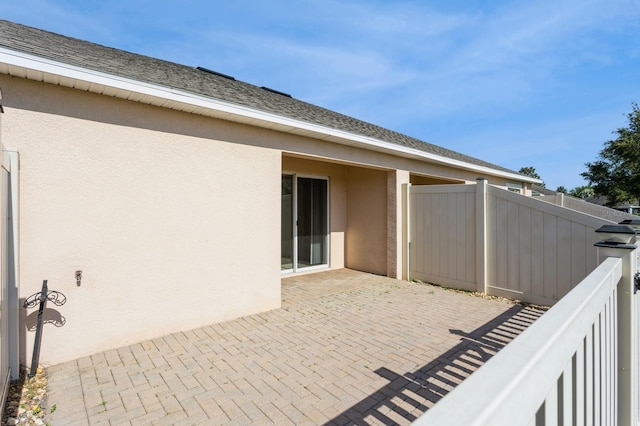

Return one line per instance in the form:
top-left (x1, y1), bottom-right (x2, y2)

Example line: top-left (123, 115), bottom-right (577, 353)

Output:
top-left (519, 166), bottom-right (544, 187)
top-left (519, 166), bottom-right (541, 179)
top-left (568, 185), bottom-right (594, 199)
top-left (582, 104), bottom-right (640, 206)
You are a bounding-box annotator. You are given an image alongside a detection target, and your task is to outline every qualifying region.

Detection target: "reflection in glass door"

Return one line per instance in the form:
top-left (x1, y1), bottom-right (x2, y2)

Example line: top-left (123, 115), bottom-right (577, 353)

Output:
top-left (281, 175), bottom-right (328, 272)
top-left (296, 177), bottom-right (328, 269)
top-left (281, 175), bottom-right (294, 271)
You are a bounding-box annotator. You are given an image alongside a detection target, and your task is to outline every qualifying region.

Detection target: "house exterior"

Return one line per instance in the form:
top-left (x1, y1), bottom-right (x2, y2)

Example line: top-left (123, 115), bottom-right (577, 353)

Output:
top-left (613, 203), bottom-right (640, 216)
top-left (0, 20), bottom-right (539, 366)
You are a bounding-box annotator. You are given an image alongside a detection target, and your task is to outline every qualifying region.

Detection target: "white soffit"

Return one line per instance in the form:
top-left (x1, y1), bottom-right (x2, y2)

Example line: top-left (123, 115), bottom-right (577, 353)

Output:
top-left (0, 47), bottom-right (538, 183)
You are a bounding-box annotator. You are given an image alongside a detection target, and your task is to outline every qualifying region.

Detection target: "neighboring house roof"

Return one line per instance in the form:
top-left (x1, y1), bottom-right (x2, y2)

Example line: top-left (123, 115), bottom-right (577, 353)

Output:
top-left (531, 184), bottom-right (556, 196)
top-left (586, 195), bottom-right (640, 209)
top-left (0, 19), bottom-right (538, 182)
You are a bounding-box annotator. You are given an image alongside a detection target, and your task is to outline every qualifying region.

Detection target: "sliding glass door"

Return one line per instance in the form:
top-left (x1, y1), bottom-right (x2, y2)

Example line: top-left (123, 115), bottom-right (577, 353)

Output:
top-left (281, 174), bottom-right (328, 272)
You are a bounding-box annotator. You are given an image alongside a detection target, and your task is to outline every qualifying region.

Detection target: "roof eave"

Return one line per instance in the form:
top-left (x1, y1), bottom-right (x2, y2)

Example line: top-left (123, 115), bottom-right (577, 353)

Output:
top-left (0, 47), bottom-right (538, 184)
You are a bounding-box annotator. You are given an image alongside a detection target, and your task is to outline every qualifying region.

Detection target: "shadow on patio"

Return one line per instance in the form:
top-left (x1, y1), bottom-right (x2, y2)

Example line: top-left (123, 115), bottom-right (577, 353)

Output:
top-left (324, 304), bottom-right (544, 425)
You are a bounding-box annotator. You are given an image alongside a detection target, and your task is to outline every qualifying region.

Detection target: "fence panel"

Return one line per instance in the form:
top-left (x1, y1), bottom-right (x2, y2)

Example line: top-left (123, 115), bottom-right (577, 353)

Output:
top-left (408, 183), bottom-right (613, 305)
top-left (537, 193), bottom-right (636, 222)
top-left (486, 186), bottom-right (610, 306)
top-left (0, 150), bottom-right (18, 415)
top-left (0, 162), bottom-right (8, 414)
top-left (409, 184), bottom-right (477, 291)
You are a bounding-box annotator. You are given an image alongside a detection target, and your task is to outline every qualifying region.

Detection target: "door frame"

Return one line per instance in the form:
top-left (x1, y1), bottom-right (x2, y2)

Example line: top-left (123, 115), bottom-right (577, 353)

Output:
top-left (281, 172), bottom-right (330, 274)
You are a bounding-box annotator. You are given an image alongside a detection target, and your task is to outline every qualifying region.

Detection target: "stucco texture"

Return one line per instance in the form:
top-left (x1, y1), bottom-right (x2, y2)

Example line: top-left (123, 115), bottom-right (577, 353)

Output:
top-left (1, 76), bottom-right (281, 364)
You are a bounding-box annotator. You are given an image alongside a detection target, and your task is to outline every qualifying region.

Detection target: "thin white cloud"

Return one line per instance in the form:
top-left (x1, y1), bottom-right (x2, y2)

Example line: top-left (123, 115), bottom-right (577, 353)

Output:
top-left (2, 0), bottom-right (639, 188)
top-left (330, 1), bottom-right (476, 42)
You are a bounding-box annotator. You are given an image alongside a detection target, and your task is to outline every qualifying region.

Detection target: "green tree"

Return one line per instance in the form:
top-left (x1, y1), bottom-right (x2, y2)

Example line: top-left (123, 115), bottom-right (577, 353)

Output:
top-left (568, 185), bottom-right (594, 199)
top-left (519, 166), bottom-right (545, 187)
top-left (582, 104), bottom-right (640, 207)
top-left (519, 166), bottom-right (541, 179)
top-left (556, 186), bottom-right (568, 194)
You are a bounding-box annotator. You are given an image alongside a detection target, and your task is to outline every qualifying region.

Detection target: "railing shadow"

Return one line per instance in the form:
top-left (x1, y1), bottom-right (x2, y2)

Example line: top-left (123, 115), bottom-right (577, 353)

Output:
top-left (324, 304), bottom-right (545, 426)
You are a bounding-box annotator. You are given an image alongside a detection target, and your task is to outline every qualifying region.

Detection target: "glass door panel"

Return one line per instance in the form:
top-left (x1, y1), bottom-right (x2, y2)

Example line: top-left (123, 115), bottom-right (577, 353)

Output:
top-left (281, 175), bottom-right (294, 271)
top-left (296, 178), bottom-right (327, 269)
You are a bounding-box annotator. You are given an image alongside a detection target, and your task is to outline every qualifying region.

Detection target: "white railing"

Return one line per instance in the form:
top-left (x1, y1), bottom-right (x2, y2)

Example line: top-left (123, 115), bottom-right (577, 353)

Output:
top-left (414, 237), bottom-right (639, 425)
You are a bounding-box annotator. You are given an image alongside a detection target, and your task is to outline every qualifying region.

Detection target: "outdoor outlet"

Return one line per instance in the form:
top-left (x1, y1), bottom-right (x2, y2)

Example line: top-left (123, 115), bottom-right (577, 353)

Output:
top-left (75, 270), bottom-right (82, 286)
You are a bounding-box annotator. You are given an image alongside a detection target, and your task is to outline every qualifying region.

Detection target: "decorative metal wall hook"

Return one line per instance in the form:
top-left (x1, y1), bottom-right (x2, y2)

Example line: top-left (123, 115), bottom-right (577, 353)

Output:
top-left (23, 288), bottom-right (66, 308)
top-left (23, 280), bottom-right (67, 377)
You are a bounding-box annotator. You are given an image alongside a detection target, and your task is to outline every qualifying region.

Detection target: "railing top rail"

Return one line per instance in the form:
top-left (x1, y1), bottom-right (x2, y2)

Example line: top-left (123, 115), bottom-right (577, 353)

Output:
top-left (414, 256), bottom-right (623, 426)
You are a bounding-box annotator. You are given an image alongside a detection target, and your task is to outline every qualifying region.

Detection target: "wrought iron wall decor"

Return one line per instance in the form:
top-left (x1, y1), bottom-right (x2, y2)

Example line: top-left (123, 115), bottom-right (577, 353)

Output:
top-left (23, 280), bottom-right (67, 377)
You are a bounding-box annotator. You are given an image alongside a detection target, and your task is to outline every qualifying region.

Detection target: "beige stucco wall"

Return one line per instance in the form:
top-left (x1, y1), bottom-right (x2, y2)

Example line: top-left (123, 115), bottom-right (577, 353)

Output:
top-left (0, 76), bottom-right (281, 365)
top-left (345, 167), bottom-right (388, 275)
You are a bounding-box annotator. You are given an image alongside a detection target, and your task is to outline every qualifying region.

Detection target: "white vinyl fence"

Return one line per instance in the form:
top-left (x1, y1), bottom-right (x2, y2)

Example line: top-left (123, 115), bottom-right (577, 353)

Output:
top-left (408, 183), bottom-right (477, 291)
top-left (414, 233), bottom-right (640, 425)
top-left (408, 180), bottom-right (613, 306)
top-left (0, 157), bottom-right (8, 412)
top-left (537, 193), bottom-right (636, 222)
top-left (0, 150), bottom-right (19, 415)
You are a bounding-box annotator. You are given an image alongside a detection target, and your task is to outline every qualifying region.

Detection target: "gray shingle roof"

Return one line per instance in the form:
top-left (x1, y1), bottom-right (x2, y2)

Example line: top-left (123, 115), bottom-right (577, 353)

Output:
top-left (0, 19), bottom-right (519, 175)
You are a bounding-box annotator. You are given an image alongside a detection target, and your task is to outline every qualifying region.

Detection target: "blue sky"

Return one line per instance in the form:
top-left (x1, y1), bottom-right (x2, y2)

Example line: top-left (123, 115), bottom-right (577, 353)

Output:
top-left (3, 0), bottom-right (640, 189)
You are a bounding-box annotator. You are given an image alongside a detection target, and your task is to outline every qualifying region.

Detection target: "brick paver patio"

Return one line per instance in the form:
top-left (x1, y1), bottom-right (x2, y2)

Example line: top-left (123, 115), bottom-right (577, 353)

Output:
top-left (46, 269), bottom-right (544, 425)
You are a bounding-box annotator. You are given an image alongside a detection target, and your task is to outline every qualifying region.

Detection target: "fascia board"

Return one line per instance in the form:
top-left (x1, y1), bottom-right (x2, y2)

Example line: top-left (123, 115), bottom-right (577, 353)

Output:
top-left (0, 47), bottom-right (540, 184)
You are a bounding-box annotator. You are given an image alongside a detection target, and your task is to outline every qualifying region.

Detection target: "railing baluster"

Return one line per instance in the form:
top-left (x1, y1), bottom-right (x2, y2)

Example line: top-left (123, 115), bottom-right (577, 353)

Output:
top-left (606, 295), bottom-right (616, 425)
top-left (612, 289), bottom-right (619, 426)
top-left (585, 326), bottom-right (594, 426)
top-left (594, 313), bottom-right (602, 424)
top-left (603, 298), bottom-right (610, 423)
top-left (545, 380), bottom-right (558, 425)
top-left (635, 283), bottom-right (640, 422)
top-left (602, 308), bottom-right (608, 424)
top-left (575, 340), bottom-right (585, 425)
top-left (562, 361), bottom-right (573, 425)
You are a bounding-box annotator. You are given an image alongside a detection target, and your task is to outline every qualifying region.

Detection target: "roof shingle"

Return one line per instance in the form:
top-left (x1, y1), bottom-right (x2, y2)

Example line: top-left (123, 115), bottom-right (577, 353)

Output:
top-left (0, 19), bottom-right (519, 175)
